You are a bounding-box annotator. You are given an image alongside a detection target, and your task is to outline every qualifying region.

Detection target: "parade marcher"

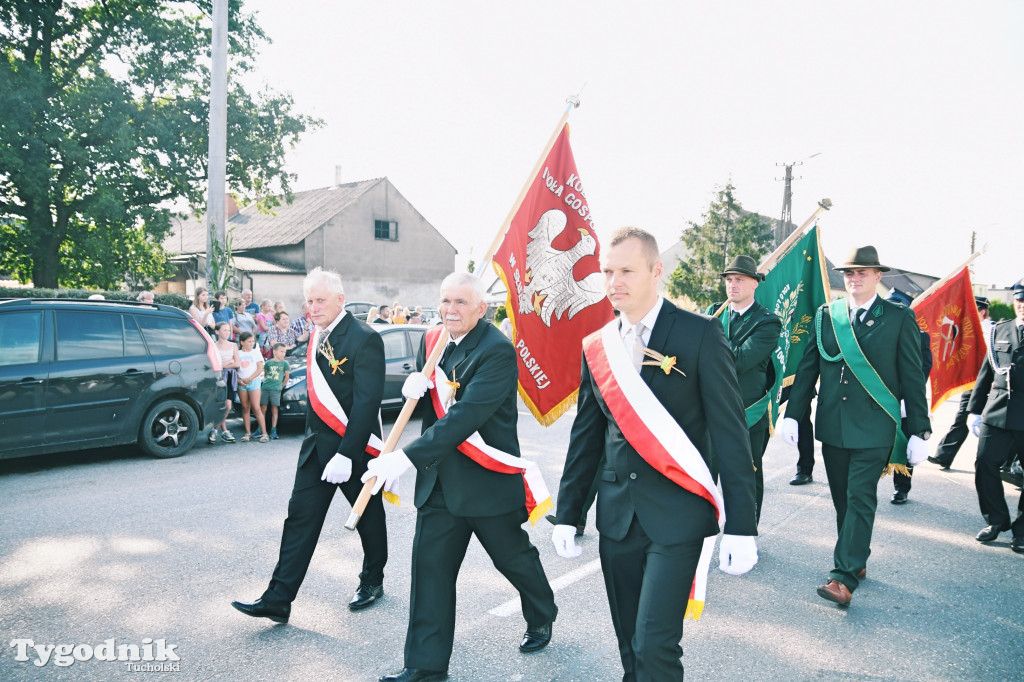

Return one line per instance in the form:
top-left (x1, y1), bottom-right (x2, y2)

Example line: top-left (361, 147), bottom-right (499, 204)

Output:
top-left (231, 267), bottom-right (389, 623)
top-left (885, 288), bottom-right (934, 504)
top-left (966, 278), bottom-right (1024, 553)
top-left (781, 246), bottom-right (931, 606)
top-left (781, 384), bottom-right (816, 485)
top-left (928, 296), bottom-right (994, 469)
top-left (367, 272), bottom-right (557, 682)
top-left (552, 228), bottom-right (758, 681)
top-left (713, 254), bottom-right (781, 523)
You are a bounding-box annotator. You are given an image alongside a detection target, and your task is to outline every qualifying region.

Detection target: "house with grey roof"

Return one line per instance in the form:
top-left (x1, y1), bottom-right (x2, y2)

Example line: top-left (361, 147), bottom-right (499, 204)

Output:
top-left (163, 177), bottom-right (457, 313)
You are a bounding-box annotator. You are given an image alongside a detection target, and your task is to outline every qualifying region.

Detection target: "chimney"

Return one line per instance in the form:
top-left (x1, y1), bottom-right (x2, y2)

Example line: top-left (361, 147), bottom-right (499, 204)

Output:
top-left (225, 194), bottom-right (239, 219)
top-left (335, 165), bottom-right (343, 187)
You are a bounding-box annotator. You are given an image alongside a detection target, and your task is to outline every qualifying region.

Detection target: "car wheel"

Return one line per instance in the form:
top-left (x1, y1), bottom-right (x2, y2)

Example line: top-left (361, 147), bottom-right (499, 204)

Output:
top-left (138, 399), bottom-right (199, 458)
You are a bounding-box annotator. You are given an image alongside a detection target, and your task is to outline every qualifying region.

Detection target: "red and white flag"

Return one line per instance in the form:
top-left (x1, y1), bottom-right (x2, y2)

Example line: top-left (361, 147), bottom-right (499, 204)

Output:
top-left (912, 267), bottom-right (987, 412)
top-left (492, 125), bottom-right (614, 425)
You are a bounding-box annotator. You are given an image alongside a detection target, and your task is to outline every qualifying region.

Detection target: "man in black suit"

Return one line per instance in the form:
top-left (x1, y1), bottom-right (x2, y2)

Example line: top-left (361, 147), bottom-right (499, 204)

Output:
top-left (231, 267), bottom-right (388, 623)
top-left (967, 278), bottom-right (1024, 552)
top-left (368, 272), bottom-right (557, 682)
top-left (552, 228), bottom-right (758, 681)
top-left (717, 254), bottom-right (782, 524)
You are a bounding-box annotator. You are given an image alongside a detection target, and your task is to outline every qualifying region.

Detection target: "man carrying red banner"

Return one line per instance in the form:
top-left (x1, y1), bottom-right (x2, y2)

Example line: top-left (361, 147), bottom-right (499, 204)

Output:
top-left (551, 227), bottom-right (758, 681)
top-left (231, 267), bottom-right (389, 624)
top-left (367, 272), bottom-right (557, 682)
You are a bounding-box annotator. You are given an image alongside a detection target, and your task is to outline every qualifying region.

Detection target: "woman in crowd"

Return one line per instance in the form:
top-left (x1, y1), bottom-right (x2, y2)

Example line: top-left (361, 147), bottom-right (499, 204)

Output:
top-left (266, 311), bottom-right (302, 351)
top-left (189, 287), bottom-right (215, 331)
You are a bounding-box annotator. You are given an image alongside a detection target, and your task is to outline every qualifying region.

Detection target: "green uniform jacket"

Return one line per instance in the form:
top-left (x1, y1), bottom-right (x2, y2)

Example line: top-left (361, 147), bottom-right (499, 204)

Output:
top-left (726, 301), bottom-right (782, 428)
top-left (786, 296), bottom-right (930, 449)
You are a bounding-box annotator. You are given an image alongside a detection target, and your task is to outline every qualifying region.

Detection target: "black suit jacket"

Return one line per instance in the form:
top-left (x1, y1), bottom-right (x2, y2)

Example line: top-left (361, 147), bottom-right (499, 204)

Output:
top-left (405, 319), bottom-right (526, 517)
top-left (968, 320), bottom-right (1024, 430)
top-left (556, 299), bottom-right (758, 545)
top-left (726, 301), bottom-right (782, 427)
top-left (300, 314), bottom-right (386, 470)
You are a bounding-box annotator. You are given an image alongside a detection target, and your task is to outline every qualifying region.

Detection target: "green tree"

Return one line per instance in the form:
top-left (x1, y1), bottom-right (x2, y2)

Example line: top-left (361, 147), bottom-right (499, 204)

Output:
top-left (989, 300), bottom-right (1013, 322)
top-left (667, 182), bottom-right (773, 309)
top-left (0, 0), bottom-right (320, 288)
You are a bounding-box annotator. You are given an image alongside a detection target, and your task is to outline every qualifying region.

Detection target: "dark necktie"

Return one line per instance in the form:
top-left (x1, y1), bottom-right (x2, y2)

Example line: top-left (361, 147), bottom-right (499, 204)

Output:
top-left (851, 308), bottom-right (862, 331)
top-left (439, 341), bottom-right (457, 372)
top-left (1018, 325), bottom-right (1023, 345)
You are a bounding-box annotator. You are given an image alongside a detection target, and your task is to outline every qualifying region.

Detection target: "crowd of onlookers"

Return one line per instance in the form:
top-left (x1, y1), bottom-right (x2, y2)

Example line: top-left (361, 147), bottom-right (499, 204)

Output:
top-left (367, 301), bottom-right (432, 325)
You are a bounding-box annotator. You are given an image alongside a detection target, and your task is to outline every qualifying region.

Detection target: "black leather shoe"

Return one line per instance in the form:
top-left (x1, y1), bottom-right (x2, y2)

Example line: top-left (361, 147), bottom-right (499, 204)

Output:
top-left (789, 472), bottom-right (813, 486)
top-left (379, 668), bottom-right (447, 682)
top-left (927, 455), bottom-right (951, 470)
top-left (891, 491), bottom-right (908, 504)
top-left (230, 598), bottom-right (290, 623)
top-left (519, 622), bottom-right (552, 652)
top-left (976, 523), bottom-right (1010, 542)
top-left (1011, 536), bottom-right (1024, 554)
top-left (349, 583), bottom-right (384, 610)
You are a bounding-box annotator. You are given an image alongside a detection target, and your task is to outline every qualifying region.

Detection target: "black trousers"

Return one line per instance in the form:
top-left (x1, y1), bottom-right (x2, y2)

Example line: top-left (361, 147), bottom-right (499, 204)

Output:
top-left (600, 515), bottom-right (704, 682)
top-left (749, 423), bottom-right (770, 524)
top-left (975, 423), bottom-right (1024, 536)
top-left (933, 391), bottom-right (972, 466)
top-left (403, 483), bottom-right (556, 672)
top-left (262, 453), bottom-right (387, 604)
top-left (795, 411), bottom-right (815, 475)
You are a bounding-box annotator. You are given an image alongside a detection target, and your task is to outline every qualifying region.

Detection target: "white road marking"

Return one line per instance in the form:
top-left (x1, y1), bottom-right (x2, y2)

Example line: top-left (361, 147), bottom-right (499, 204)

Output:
top-left (488, 558), bottom-right (603, 617)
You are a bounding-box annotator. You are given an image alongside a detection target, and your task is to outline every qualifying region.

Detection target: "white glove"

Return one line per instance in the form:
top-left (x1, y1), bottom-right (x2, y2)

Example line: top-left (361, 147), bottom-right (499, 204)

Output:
top-left (779, 417), bottom-right (799, 447)
top-left (361, 449), bottom-right (413, 495)
top-left (718, 534), bottom-right (758, 575)
top-left (321, 454), bottom-right (352, 484)
top-left (906, 435), bottom-right (929, 466)
top-left (900, 400), bottom-right (907, 418)
top-left (401, 371), bottom-right (434, 400)
top-left (968, 414), bottom-right (982, 437)
top-left (551, 525), bottom-right (582, 558)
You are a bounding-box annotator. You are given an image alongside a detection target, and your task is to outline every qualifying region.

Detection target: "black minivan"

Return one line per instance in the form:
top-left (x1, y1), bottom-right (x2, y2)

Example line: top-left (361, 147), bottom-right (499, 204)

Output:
top-left (0, 298), bottom-right (226, 460)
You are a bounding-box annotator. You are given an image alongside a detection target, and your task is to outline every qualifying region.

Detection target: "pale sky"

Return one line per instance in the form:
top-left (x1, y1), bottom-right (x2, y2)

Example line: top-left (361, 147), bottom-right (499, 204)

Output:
top-left (237, 0), bottom-right (1023, 289)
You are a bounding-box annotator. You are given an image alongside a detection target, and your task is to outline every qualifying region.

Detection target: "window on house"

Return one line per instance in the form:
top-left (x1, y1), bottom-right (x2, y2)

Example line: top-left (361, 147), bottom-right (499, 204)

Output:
top-left (374, 220), bottom-right (398, 241)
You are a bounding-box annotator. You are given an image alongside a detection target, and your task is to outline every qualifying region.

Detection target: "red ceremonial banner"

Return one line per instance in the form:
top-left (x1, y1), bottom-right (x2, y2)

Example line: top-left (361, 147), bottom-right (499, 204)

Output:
top-left (912, 267), bottom-right (987, 412)
top-left (493, 125), bottom-right (614, 425)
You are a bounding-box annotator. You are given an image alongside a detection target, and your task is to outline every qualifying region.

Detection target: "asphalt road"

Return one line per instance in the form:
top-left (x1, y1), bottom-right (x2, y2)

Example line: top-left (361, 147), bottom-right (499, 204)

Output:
top-left (1, 399), bottom-right (1022, 681)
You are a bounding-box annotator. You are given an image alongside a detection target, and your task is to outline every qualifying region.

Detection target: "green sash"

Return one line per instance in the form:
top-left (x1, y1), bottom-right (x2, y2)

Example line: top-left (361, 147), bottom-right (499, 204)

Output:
top-left (816, 299), bottom-right (908, 475)
top-left (716, 307), bottom-right (772, 428)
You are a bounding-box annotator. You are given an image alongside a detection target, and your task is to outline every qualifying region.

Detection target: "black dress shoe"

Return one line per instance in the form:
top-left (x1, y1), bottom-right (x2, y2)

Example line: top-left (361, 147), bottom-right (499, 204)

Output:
top-left (379, 668), bottom-right (448, 682)
top-left (230, 598), bottom-right (290, 623)
top-left (519, 622), bottom-right (552, 652)
top-left (789, 472), bottom-right (813, 486)
top-left (349, 583), bottom-right (384, 610)
top-left (1011, 536), bottom-right (1024, 554)
top-left (891, 491), bottom-right (908, 504)
top-left (976, 523), bottom-right (1011, 542)
top-left (927, 455), bottom-right (951, 470)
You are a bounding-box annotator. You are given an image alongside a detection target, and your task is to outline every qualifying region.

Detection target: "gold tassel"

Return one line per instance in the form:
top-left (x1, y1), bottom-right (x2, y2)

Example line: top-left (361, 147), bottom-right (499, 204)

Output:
top-left (528, 498), bottom-right (554, 527)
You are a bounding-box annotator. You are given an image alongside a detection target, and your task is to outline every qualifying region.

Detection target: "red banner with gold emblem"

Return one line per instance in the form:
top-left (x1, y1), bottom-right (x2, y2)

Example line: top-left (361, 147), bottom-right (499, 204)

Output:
top-left (912, 267), bottom-right (986, 412)
top-left (492, 125), bottom-right (614, 425)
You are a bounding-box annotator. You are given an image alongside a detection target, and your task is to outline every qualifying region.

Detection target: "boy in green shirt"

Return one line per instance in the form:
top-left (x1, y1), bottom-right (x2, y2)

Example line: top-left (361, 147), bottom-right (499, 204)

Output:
top-left (261, 343), bottom-right (291, 439)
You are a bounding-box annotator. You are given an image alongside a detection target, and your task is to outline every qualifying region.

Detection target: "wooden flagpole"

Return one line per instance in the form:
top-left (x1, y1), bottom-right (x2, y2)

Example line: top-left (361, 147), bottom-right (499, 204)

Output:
top-left (712, 198), bottom-right (832, 319)
top-left (345, 98), bottom-right (581, 530)
top-left (909, 251), bottom-right (984, 309)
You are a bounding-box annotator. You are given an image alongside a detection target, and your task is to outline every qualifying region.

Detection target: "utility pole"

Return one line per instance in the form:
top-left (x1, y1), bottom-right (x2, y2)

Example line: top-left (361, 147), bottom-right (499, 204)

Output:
top-left (205, 0), bottom-right (228, 286)
top-left (774, 152), bottom-right (820, 248)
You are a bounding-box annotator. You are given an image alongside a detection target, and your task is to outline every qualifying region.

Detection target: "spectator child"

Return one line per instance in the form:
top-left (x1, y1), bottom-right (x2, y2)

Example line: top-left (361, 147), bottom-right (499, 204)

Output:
top-left (212, 290), bottom-right (235, 335)
top-left (210, 321), bottom-right (239, 443)
top-left (237, 332), bottom-right (270, 442)
top-left (261, 343), bottom-right (291, 439)
top-left (233, 298), bottom-right (256, 337)
top-left (189, 287), bottom-right (215, 331)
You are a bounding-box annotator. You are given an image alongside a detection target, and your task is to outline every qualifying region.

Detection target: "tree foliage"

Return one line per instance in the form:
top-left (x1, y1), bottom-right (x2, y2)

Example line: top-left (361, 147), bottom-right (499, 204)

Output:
top-left (667, 182), bottom-right (773, 309)
top-left (0, 0), bottom-right (320, 288)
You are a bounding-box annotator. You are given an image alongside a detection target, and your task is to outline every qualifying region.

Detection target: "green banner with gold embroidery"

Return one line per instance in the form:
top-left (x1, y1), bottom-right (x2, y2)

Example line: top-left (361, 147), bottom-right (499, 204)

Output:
top-left (756, 226), bottom-right (831, 429)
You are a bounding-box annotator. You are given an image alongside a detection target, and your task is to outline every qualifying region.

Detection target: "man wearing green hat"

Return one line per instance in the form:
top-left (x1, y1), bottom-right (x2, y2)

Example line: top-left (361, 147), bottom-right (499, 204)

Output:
top-left (715, 254), bottom-right (782, 524)
top-left (780, 245), bottom-right (931, 606)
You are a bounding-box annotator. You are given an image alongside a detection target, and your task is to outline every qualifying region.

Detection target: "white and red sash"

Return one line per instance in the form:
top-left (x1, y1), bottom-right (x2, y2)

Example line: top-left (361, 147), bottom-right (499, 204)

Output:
top-left (582, 319), bottom-right (726, 620)
top-left (306, 332), bottom-right (398, 505)
top-left (425, 327), bottom-right (552, 525)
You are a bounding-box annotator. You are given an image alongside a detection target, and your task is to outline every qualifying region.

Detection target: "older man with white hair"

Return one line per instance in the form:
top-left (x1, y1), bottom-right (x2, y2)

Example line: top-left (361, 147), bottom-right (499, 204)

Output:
top-left (369, 271), bottom-right (557, 682)
top-left (232, 267), bottom-right (389, 623)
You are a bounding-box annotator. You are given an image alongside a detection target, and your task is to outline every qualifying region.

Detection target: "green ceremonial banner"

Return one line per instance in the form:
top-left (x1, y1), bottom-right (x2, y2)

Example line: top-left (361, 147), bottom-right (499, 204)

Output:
top-left (756, 225), bottom-right (831, 430)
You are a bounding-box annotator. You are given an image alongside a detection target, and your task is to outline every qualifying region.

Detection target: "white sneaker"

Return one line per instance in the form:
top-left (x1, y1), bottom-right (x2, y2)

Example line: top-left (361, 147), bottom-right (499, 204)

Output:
top-left (208, 429), bottom-right (218, 444)
top-left (222, 430), bottom-right (236, 443)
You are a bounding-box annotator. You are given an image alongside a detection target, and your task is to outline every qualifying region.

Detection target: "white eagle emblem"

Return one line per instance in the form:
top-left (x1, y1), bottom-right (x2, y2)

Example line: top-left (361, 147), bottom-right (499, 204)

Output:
top-left (517, 209), bottom-right (605, 327)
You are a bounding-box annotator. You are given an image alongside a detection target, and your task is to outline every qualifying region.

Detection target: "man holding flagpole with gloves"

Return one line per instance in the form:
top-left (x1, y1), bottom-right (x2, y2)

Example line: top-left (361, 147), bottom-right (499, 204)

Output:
top-left (366, 271), bottom-right (558, 682)
top-left (780, 245), bottom-right (931, 607)
top-left (552, 227), bottom-right (759, 681)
